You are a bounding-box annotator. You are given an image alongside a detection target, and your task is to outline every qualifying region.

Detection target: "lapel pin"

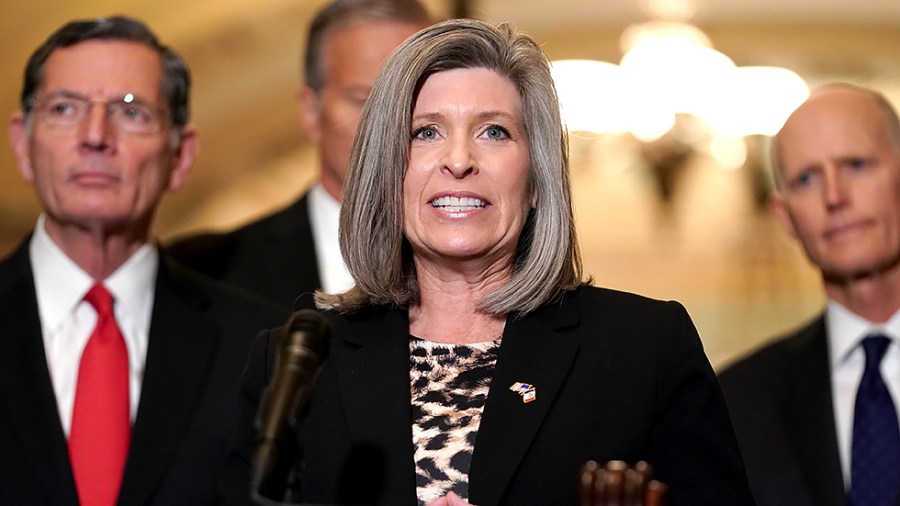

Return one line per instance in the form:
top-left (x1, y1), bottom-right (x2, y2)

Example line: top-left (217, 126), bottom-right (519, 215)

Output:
top-left (510, 381), bottom-right (537, 403)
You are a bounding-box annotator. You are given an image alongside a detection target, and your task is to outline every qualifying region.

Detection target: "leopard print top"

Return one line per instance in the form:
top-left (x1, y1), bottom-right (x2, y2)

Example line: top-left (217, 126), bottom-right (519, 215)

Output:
top-left (410, 336), bottom-right (501, 505)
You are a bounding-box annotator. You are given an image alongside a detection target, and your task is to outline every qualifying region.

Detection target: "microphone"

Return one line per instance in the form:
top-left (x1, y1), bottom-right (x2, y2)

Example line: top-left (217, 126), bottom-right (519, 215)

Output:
top-left (251, 309), bottom-right (331, 497)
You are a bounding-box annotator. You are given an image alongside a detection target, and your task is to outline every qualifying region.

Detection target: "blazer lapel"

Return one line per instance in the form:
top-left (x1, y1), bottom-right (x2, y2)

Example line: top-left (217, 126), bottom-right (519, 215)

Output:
top-left (0, 242), bottom-right (79, 505)
top-left (336, 309), bottom-right (418, 505)
top-left (117, 261), bottom-right (221, 506)
top-left (784, 318), bottom-right (846, 506)
top-left (468, 301), bottom-right (580, 506)
top-left (263, 194), bottom-right (321, 309)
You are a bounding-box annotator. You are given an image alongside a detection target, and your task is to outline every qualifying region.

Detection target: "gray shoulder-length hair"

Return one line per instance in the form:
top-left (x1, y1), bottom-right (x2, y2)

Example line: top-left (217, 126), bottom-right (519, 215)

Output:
top-left (317, 18), bottom-right (585, 315)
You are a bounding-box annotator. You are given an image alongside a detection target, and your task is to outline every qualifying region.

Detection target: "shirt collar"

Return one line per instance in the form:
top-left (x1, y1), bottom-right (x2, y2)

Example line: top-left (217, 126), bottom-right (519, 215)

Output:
top-left (308, 183), bottom-right (341, 227)
top-left (30, 214), bottom-right (158, 330)
top-left (308, 183), bottom-right (356, 294)
top-left (30, 215), bottom-right (94, 334)
top-left (105, 241), bottom-right (158, 331)
top-left (826, 299), bottom-right (900, 368)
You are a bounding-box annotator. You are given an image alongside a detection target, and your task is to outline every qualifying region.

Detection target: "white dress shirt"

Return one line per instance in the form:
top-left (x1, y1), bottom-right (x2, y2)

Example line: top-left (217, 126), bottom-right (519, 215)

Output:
top-left (30, 215), bottom-right (157, 436)
top-left (826, 300), bottom-right (900, 489)
top-left (307, 183), bottom-right (355, 294)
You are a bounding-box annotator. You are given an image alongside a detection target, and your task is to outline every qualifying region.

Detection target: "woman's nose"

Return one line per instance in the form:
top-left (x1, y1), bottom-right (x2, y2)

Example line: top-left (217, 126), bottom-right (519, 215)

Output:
top-left (442, 139), bottom-right (477, 179)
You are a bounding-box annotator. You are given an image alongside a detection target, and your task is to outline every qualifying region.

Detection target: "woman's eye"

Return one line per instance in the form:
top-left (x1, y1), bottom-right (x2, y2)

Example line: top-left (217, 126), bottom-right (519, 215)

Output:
top-left (483, 125), bottom-right (509, 139)
top-left (413, 126), bottom-right (438, 140)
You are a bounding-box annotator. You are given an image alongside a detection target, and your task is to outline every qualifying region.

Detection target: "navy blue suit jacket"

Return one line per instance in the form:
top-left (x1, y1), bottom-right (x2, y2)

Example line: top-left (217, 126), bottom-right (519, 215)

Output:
top-left (167, 193), bottom-right (319, 313)
top-left (719, 315), bottom-right (848, 506)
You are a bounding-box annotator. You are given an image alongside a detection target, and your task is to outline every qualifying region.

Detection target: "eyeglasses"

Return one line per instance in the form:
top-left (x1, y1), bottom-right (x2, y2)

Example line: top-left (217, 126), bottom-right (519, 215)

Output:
top-left (28, 92), bottom-right (168, 135)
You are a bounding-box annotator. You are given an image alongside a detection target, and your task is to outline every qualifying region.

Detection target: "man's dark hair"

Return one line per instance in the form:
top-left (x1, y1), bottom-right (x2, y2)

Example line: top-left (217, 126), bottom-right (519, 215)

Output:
top-left (21, 15), bottom-right (191, 128)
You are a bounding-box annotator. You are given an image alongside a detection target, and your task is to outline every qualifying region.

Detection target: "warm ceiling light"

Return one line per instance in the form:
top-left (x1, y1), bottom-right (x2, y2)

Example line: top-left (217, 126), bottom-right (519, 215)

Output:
top-left (551, 16), bottom-right (808, 144)
top-left (708, 133), bottom-right (749, 170)
top-left (707, 66), bottom-right (810, 137)
top-left (551, 59), bottom-right (628, 134)
top-left (620, 43), bottom-right (735, 122)
top-left (620, 20), bottom-right (710, 53)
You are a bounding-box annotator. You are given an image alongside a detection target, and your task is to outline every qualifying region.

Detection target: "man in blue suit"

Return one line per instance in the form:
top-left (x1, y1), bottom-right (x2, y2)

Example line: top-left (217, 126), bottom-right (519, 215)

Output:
top-left (720, 84), bottom-right (900, 506)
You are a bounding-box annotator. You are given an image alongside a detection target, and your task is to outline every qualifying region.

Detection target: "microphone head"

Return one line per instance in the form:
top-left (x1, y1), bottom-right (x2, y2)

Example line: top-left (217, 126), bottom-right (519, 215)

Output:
top-left (284, 309), bottom-right (331, 362)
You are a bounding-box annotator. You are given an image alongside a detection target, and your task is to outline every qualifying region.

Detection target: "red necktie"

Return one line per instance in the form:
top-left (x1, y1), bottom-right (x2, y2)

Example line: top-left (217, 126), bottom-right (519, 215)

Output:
top-left (68, 283), bottom-right (131, 506)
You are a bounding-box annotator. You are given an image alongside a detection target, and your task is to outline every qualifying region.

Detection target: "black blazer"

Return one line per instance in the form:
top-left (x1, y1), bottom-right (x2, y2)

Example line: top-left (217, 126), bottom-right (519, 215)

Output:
top-left (223, 285), bottom-right (755, 506)
top-left (0, 238), bottom-right (283, 506)
top-left (167, 193), bottom-right (320, 312)
top-left (718, 315), bottom-right (847, 506)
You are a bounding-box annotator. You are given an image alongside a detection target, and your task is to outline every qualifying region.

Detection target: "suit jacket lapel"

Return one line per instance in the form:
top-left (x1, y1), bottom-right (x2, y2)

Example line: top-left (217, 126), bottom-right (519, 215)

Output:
top-left (0, 240), bottom-right (79, 505)
top-left (264, 194), bottom-right (321, 309)
top-left (784, 317), bottom-right (846, 506)
top-left (469, 300), bottom-right (580, 506)
top-left (117, 259), bottom-right (221, 506)
top-left (337, 309), bottom-right (418, 505)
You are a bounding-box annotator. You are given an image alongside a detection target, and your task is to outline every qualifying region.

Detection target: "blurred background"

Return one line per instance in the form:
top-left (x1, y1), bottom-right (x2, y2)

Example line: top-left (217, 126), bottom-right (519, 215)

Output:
top-left (2, 0), bottom-right (899, 366)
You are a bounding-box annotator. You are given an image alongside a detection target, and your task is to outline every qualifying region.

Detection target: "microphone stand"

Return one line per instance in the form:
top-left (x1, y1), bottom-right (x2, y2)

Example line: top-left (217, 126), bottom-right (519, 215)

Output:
top-left (250, 309), bottom-right (331, 506)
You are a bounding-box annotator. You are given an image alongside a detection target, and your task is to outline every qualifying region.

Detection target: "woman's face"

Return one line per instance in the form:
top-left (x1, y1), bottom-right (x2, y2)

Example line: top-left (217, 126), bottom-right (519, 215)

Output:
top-left (403, 67), bottom-right (533, 269)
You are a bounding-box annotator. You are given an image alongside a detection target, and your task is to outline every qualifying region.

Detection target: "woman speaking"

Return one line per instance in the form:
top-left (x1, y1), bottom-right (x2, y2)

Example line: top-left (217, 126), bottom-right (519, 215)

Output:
top-left (224, 18), bottom-right (754, 506)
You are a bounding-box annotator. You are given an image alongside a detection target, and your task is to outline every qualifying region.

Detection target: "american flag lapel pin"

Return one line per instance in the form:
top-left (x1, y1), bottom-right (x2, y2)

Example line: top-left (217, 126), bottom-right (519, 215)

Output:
top-left (509, 381), bottom-right (537, 404)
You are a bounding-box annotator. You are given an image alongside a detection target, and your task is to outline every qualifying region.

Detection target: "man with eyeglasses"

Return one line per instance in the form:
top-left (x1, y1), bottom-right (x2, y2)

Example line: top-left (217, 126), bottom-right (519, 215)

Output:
top-left (0, 15), bottom-right (281, 506)
top-left (168, 0), bottom-right (432, 310)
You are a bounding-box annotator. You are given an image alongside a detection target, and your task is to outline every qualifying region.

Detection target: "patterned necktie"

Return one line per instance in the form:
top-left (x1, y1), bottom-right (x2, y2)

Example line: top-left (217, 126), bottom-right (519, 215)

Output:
top-left (68, 283), bottom-right (131, 506)
top-left (849, 334), bottom-right (900, 506)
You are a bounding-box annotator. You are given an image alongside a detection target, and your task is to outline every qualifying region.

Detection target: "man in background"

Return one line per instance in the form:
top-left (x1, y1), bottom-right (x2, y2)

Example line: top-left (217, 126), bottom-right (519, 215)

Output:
top-left (0, 16), bottom-right (281, 505)
top-left (719, 84), bottom-right (900, 506)
top-left (168, 0), bottom-right (432, 309)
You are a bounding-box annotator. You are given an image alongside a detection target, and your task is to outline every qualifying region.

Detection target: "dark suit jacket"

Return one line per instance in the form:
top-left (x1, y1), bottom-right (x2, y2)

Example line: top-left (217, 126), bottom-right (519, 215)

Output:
top-left (718, 314), bottom-right (848, 506)
top-left (0, 238), bottom-right (283, 506)
top-left (223, 285), bottom-right (755, 506)
top-left (167, 193), bottom-right (320, 313)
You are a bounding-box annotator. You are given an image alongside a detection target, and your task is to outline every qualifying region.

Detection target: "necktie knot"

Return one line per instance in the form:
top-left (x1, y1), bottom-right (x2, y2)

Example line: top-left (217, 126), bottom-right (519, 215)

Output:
top-left (861, 334), bottom-right (891, 370)
top-left (84, 283), bottom-right (115, 319)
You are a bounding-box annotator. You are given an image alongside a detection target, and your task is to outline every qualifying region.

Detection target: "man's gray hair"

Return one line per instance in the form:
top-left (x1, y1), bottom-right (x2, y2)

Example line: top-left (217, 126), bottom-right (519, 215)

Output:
top-left (303, 0), bottom-right (431, 93)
